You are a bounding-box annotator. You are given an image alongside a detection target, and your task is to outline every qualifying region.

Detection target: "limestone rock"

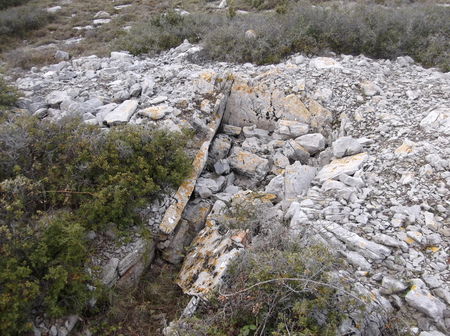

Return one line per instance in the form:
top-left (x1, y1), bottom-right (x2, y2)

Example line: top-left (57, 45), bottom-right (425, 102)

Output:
top-left (139, 105), bottom-right (171, 120)
top-left (275, 120), bottom-right (309, 139)
top-left (332, 136), bottom-right (363, 158)
top-left (283, 139), bottom-right (310, 164)
top-left (284, 162), bottom-right (316, 201)
top-left (209, 134), bottom-right (232, 161)
top-left (214, 159), bottom-right (231, 175)
top-left (405, 279), bottom-right (446, 323)
top-left (228, 147), bottom-right (270, 181)
top-left (177, 219), bottom-right (241, 297)
top-left (103, 100), bottom-right (139, 125)
top-left (295, 133), bottom-right (326, 154)
top-left (309, 57), bottom-right (343, 69)
top-left (420, 108), bottom-right (450, 135)
top-left (45, 91), bottom-right (70, 106)
top-left (380, 276), bottom-right (408, 295)
top-left (316, 153), bottom-right (368, 183)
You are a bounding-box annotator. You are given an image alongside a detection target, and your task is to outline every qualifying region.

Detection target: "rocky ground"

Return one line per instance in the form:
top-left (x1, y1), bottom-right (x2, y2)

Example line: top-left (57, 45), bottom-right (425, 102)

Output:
top-left (7, 40), bottom-right (450, 335)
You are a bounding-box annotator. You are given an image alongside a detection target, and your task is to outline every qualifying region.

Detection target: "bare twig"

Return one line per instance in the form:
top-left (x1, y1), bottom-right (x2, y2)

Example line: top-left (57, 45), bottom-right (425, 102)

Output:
top-left (219, 277), bottom-right (367, 304)
top-left (45, 190), bottom-right (96, 197)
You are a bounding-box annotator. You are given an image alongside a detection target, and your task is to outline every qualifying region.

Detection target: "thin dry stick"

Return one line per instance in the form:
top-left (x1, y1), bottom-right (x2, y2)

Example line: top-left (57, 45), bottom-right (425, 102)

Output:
top-left (219, 277), bottom-right (367, 304)
top-left (45, 190), bottom-right (96, 197)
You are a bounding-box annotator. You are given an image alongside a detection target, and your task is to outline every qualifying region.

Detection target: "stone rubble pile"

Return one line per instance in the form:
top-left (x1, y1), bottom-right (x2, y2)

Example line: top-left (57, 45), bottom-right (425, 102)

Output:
top-left (11, 41), bottom-right (450, 336)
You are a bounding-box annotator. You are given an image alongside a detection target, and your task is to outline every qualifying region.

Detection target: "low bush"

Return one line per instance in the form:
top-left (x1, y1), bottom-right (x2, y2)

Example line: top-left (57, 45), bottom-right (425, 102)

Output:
top-left (0, 114), bottom-right (193, 334)
top-left (0, 0), bottom-right (31, 10)
top-left (0, 74), bottom-right (19, 110)
top-left (171, 233), bottom-right (361, 335)
top-left (0, 5), bottom-right (53, 38)
top-left (116, 2), bottom-right (449, 71)
top-left (114, 10), bottom-right (206, 55)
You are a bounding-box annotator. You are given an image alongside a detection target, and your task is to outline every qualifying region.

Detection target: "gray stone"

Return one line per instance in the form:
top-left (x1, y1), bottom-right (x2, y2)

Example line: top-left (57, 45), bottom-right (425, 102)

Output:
top-left (341, 251), bottom-right (371, 271)
top-left (55, 50), bottom-right (69, 61)
top-left (380, 276), bottom-right (408, 295)
top-left (273, 151), bottom-right (290, 169)
top-left (332, 136), bottom-right (363, 158)
top-left (295, 133), bottom-right (326, 155)
top-left (209, 134), bottom-right (232, 161)
top-left (101, 258), bottom-right (119, 287)
top-left (283, 139), bottom-right (310, 164)
top-left (325, 222), bottom-right (391, 260)
top-left (419, 331), bottom-right (448, 336)
top-left (242, 125), bottom-right (269, 139)
top-left (275, 120), bottom-right (309, 139)
top-left (103, 100), bottom-right (139, 125)
top-left (228, 147), bottom-right (270, 181)
top-left (316, 153), bottom-right (368, 183)
top-left (45, 91), bottom-right (70, 106)
top-left (359, 81), bottom-right (384, 96)
top-left (195, 177), bottom-right (219, 198)
top-left (214, 159), bottom-right (231, 175)
top-left (406, 279), bottom-right (446, 323)
top-left (310, 57), bottom-right (343, 69)
top-left (33, 108), bottom-right (49, 119)
top-left (420, 108), bottom-right (450, 135)
top-left (338, 174), bottom-right (365, 188)
top-left (265, 174), bottom-right (284, 202)
top-left (222, 124), bottom-right (241, 136)
top-left (322, 179), bottom-right (346, 191)
top-left (284, 162), bottom-right (316, 201)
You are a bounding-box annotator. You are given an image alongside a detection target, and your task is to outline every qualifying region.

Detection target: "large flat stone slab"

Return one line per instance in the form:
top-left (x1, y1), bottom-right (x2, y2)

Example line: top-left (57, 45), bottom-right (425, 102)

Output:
top-left (103, 99), bottom-right (139, 125)
top-left (315, 153), bottom-right (368, 183)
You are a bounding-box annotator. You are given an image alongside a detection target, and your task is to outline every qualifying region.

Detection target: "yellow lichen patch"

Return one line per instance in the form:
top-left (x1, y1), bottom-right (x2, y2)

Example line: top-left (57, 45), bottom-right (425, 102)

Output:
top-left (199, 70), bottom-right (215, 82)
top-left (394, 139), bottom-right (416, 155)
top-left (405, 237), bottom-right (414, 244)
top-left (279, 94), bottom-right (310, 122)
top-left (428, 246), bottom-right (440, 253)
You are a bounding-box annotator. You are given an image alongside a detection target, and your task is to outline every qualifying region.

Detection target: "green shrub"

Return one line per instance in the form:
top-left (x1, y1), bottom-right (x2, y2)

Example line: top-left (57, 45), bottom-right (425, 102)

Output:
top-left (0, 0), bottom-right (31, 10)
top-left (0, 5), bottom-right (53, 38)
top-left (0, 75), bottom-right (19, 109)
top-left (171, 229), bottom-right (361, 335)
top-left (0, 114), bottom-right (193, 333)
top-left (115, 3), bottom-right (449, 71)
top-left (114, 10), bottom-right (205, 55)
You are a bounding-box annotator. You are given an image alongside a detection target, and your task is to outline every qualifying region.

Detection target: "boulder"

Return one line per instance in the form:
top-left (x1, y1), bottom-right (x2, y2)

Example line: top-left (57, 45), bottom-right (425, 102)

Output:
top-left (283, 139), bottom-right (310, 163)
top-left (275, 120), bottom-right (309, 139)
top-left (420, 108), bottom-right (450, 135)
top-left (332, 136), bottom-right (363, 158)
top-left (228, 147), bottom-right (270, 181)
top-left (284, 162), bottom-right (317, 201)
top-left (316, 153), bottom-right (368, 183)
top-left (45, 90), bottom-right (70, 106)
top-left (405, 279), bottom-right (446, 323)
top-left (295, 133), bottom-right (326, 155)
top-left (209, 134), bottom-right (232, 161)
top-left (103, 100), bottom-right (139, 125)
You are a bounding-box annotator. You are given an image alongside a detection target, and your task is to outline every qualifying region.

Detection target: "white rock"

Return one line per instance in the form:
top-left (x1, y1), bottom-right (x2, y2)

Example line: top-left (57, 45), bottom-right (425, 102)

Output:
top-left (310, 57), bottom-right (343, 69)
top-left (103, 100), bottom-right (139, 125)
top-left (316, 153), bottom-right (368, 183)
top-left (338, 174), bottom-right (365, 188)
top-left (332, 136), bottom-right (363, 158)
top-left (420, 108), bottom-right (450, 135)
top-left (405, 279), bottom-right (446, 323)
top-left (228, 147), bottom-right (270, 181)
top-left (45, 90), bottom-right (70, 105)
top-left (284, 162), bottom-right (317, 201)
top-left (295, 133), bottom-right (326, 155)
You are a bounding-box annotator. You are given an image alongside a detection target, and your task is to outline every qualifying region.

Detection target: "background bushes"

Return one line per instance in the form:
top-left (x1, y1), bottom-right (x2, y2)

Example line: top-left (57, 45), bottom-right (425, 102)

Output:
top-left (0, 113), bottom-right (193, 334)
top-left (117, 2), bottom-right (449, 71)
